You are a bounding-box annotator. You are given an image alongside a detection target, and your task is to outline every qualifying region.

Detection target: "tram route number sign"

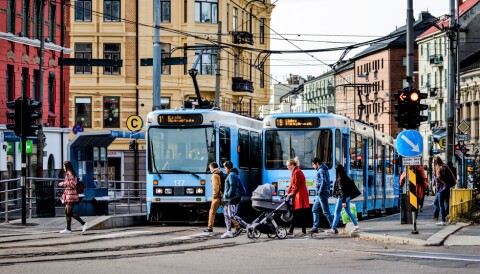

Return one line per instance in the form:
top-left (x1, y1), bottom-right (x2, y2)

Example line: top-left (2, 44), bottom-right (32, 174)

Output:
top-left (402, 156), bottom-right (421, 166)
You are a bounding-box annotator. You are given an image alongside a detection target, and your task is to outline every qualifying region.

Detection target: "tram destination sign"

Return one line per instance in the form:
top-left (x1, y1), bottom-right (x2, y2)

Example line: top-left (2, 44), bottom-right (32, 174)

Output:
top-left (275, 117), bottom-right (320, 128)
top-left (158, 114), bottom-right (203, 125)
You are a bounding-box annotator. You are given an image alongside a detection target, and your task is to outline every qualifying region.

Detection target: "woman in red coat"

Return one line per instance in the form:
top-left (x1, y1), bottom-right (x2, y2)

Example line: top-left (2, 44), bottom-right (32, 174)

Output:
top-left (59, 161), bottom-right (87, 234)
top-left (286, 158), bottom-right (309, 236)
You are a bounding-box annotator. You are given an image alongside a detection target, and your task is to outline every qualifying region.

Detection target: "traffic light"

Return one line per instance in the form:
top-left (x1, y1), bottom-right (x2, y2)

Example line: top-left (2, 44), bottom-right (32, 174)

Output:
top-left (24, 99), bottom-right (42, 137)
top-left (461, 146), bottom-right (470, 157)
top-left (394, 87), bottom-right (428, 129)
top-left (6, 98), bottom-right (22, 136)
top-left (455, 144), bottom-right (461, 151)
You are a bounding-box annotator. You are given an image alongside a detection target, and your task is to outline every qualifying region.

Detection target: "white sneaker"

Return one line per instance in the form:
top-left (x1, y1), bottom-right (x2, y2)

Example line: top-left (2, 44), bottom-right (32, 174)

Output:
top-left (82, 222), bottom-right (88, 233)
top-left (436, 221), bottom-right (446, 226)
top-left (352, 225), bottom-right (360, 232)
top-left (325, 229), bottom-right (336, 236)
top-left (221, 231), bottom-right (234, 238)
top-left (60, 229), bottom-right (72, 234)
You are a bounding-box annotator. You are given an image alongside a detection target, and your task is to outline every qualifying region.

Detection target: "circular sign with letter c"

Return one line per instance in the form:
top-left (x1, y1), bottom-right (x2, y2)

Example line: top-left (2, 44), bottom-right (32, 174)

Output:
top-left (126, 115), bottom-right (143, 132)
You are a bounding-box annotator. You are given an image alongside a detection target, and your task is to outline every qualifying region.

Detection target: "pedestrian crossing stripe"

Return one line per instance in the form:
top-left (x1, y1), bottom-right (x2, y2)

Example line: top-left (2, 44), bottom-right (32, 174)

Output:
top-left (408, 166), bottom-right (417, 209)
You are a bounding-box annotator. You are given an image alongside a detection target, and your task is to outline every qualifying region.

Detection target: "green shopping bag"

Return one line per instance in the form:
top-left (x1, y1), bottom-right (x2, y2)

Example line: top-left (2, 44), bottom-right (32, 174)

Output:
top-left (341, 203), bottom-right (357, 224)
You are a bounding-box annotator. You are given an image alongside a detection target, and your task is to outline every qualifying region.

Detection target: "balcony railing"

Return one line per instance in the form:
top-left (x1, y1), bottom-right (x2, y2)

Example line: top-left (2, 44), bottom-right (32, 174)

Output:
top-left (429, 55), bottom-right (444, 66)
top-left (232, 31), bottom-right (254, 45)
top-left (232, 77), bottom-right (254, 92)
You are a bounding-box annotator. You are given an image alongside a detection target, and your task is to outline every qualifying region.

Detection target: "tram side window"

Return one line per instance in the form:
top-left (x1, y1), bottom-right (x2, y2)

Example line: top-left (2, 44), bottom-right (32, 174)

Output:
top-left (219, 127), bottom-right (231, 165)
top-left (377, 144), bottom-right (384, 173)
top-left (368, 137), bottom-right (374, 171)
top-left (386, 145), bottom-right (393, 174)
top-left (349, 132), bottom-right (357, 170)
top-left (250, 131), bottom-right (261, 169)
top-left (335, 129), bottom-right (341, 167)
top-left (238, 129), bottom-right (249, 168)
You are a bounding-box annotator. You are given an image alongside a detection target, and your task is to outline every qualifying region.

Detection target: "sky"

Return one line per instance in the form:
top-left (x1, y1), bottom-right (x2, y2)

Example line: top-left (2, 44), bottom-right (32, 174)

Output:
top-left (268, 0), bottom-right (452, 83)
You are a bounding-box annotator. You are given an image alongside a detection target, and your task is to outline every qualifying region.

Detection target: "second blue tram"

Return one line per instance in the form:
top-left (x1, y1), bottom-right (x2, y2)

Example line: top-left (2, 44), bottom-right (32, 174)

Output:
top-left (262, 113), bottom-right (400, 221)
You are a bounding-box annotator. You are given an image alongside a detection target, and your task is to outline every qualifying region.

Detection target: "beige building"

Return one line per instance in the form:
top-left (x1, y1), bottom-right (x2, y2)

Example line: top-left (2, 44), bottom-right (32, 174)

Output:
top-left (69, 0), bottom-right (274, 182)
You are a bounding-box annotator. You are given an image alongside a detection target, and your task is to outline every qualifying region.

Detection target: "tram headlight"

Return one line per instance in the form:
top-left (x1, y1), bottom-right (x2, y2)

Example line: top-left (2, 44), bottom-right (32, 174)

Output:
top-left (164, 188), bottom-right (173, 195)
top-left (185, 188), bottom-right (195, 195)
top-left (154, 187), bottom-right (164, 195)
top-left (195, 187), bottom-right (204, 194)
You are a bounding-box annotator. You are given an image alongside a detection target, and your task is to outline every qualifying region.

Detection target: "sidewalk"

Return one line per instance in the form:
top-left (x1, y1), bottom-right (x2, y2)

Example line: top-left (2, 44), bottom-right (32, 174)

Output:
top-left (348, 196), bottom-right (470, 246)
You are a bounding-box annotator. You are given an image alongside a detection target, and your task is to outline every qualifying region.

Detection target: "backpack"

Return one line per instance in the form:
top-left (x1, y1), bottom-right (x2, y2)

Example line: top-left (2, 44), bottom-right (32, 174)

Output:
top-left (219, 171), bottom-right (226, 194)
top-left (76, 180), bottom-right (85, 194)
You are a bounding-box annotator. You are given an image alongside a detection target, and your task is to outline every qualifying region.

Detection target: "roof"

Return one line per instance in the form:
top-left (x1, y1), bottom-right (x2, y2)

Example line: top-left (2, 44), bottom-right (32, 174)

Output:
top-left (68, 130), bottom-right (145, 148)
top-left (279, 84), bottom-right (304, 101)
top-left (354, 12), bottom-right (434, 59)
top-left (417, 0), bottom-right (480, 40)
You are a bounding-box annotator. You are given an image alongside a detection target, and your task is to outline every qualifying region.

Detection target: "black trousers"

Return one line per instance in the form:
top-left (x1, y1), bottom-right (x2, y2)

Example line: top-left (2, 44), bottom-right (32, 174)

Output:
top-left (289, 208), bottom-right (307, 234)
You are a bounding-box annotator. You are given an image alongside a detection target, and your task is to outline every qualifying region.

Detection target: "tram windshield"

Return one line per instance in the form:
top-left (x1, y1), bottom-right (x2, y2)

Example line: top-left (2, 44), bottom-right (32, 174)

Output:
top-left (265, 129), bottom-right (333, 170)
top-left (148, 127), bottom-right (215, 173)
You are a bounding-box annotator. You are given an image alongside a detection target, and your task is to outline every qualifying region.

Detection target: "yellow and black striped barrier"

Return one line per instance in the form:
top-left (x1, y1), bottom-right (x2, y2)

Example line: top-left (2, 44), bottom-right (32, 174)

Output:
top-left (408, 166), bottom-right (417, 210)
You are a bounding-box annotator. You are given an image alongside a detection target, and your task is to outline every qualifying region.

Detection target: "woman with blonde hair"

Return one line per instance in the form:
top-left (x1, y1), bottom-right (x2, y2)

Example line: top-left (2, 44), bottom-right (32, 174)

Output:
top-left (285, 157), bottom-right (309, 236)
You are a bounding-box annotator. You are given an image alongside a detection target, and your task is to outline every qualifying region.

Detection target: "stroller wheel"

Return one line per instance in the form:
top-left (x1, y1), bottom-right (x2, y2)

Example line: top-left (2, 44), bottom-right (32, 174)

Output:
top-left (276, 227), bottom-right (288, 239)
top-left (267, 234), bottom-right (276, 238)
top-left (252, 229), bottom-right (261, 239)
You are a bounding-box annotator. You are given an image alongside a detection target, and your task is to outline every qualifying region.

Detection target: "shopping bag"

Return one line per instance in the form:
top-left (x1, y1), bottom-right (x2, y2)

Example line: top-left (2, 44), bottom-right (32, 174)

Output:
top-left (341, 203), bottom-right (357, 224)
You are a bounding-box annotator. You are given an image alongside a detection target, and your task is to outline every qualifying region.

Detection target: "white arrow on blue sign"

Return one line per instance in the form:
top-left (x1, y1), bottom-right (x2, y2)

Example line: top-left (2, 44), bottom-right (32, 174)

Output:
top-left (396, 130), bottom-right (423, 157)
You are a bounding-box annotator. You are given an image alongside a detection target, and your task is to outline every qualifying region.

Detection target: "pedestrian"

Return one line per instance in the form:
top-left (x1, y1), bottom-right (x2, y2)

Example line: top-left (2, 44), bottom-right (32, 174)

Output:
top-left (326, 164), bottom-right (360, 235)
top-left (58, 161), bottom-right (87, 234)
top-left (308, 158), bottom-right (333, 233)
top-left (285, 158), bottom-right (309, 236)
top-left (220, 161), bottom-right (248, 238)
top-left (433, 157), bottom-right (456, 225)
top-left (399, 165), bottom-right (428, 212)
top-left (202, 162), bottom-right (224, 233)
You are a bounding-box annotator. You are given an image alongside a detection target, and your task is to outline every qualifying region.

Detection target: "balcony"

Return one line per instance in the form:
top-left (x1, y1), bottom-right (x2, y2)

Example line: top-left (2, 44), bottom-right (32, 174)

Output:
top-left (232, 77), bottom-right (254, 93)
top-left (232, 31), bottom-right (254, 45)
top-left (429, 55), bottom-right (444, 66)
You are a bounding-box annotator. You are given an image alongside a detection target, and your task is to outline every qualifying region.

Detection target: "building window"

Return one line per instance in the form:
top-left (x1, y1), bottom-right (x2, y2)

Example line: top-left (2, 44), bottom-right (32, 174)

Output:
top-left (196, 47), bottom-right (217, 75)
top-left (49, 3), bottom-right (56, 42)
top-left (195, 0), bottom-right (218, 23)
top-left (260, 63), bottom-right (265, 88)
top-left (103, 97), bottom-right (120, 128)
top-left (75, 97), bottom-right (92, 128)
top-left (184, 0), bottom-right (188, 23)
top-left (7, 0), bottom-right (16, 34)
top-left (75, 43), bottom-right (92, 74)
top-left (32, 70), bottom-right (40, 100)
top-left (233, 7), bottom-right (238, 30)
top-left (259, 18), bottom-right (265, 44)
top-left (161, 97), bottom-right (171, 109)
top-left (160, 0), bottom-right (171, 22)
top-left (104, 43), bottom-right (121, 75)
top-left (34, 0), bottom-right (41, 39)
top-left (161, 43), bottom-right (171, 75)
top-left (75, 0), bottom-right (92, 21)
top-left (21, 68), bottom-right (29, 97)
top-left (48, 73), bottom-right (55, 112)
top-left (7, 65), bottom-right (15, 101)
top-left (22, 0), bottom-right (31, 37)
top-left (104, 0), bottom-right (120, 22)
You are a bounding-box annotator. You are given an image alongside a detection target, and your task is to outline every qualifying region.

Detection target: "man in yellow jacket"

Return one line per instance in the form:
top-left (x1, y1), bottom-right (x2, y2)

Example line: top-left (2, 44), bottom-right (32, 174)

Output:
top-left (203, 162), bottom-right (224, 233)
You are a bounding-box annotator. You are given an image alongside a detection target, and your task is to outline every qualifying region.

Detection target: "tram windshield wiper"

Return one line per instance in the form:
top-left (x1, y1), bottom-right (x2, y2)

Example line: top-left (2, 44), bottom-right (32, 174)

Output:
top-left (162, 170), bottom-right (201, 179)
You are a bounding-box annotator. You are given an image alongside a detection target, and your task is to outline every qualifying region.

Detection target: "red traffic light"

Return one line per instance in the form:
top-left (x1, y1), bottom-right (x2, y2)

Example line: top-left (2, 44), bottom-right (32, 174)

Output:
top-left (409, 91), bottom-right (419, 102)
top-left (455, 145), bottom-right (461, 150)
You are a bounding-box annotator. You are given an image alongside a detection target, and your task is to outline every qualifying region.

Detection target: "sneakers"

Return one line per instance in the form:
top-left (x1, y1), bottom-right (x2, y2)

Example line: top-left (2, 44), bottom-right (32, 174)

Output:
top-left (352, 225), bottom-right (360, 232)
top-left (436, 221), bottom-right (446, 226)
top-left (82, 222), bottom-right (88, 233)
top-left (308, 227), bottom-right (319, 233)
top-left (202, 228), bottom-right (213, 233)
top-left (60, 229), bottom-right (72, 234)
top-left (325, 229), bottom-right (336, 236)
top-left (221, 231), bottom-right (234, 238)
top-left (233, 227), bottom-right (244, 236)
top-left (433, 217), bottom-right (439, 221)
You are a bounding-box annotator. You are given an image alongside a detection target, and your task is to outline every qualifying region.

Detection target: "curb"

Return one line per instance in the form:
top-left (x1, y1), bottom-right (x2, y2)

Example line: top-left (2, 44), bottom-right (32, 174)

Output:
top-left (88, 213), bottom-right (147, 230)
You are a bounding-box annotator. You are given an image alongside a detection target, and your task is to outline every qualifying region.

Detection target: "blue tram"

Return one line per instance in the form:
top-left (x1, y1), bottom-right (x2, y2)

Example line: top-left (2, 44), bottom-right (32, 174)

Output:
top-left (146, 109), bottom-right (263, 222)
top-left (261, 113), bottom-right (400, 221)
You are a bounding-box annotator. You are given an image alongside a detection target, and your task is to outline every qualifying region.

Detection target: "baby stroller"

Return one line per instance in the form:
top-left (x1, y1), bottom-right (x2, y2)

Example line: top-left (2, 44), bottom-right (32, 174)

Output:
top-left (246, 184), bottom-right (293, 239)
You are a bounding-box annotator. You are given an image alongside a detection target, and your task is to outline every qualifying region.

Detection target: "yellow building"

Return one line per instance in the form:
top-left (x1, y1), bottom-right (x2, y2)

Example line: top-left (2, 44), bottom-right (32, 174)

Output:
top-left (69, 0), bottom-right (274, 182)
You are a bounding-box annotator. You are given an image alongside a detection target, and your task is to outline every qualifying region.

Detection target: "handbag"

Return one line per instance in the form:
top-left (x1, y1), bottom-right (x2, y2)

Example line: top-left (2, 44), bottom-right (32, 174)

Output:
top-left (341, 203), bottom-right (357, 224)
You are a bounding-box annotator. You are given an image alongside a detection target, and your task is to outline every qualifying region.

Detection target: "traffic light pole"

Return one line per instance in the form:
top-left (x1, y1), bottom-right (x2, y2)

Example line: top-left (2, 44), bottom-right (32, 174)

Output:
top-left (446, 0), bottom-right (457, 165)
top-left (21, 98), bottom-right (27, 225)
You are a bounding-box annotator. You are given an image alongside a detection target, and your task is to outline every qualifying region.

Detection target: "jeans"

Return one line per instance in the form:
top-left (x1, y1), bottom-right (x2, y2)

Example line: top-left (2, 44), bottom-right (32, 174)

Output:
top-left (312, 195), bottom-right (333, 228)
top-left (331, 197), bottom-right (358, 230)
top-left (434, 191), bottom-right (449, 222)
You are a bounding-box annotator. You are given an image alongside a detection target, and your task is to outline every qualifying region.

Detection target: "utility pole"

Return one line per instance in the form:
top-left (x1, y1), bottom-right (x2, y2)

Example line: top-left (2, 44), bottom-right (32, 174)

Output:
top-left (215, 22), bottom-right (222, 106)
top-left (446, 0), bottom-right (457, 164)
top-left (153, 0), bottom-right (161, 110)
top-left (406, 0), bottom-right (414, 88)
top-left (37, 0), bottom-right (46, 179)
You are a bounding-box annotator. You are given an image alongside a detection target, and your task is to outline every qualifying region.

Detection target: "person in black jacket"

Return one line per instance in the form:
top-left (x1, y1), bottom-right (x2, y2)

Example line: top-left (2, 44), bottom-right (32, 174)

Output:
top-left (326, 164), bottom-right (361, 235)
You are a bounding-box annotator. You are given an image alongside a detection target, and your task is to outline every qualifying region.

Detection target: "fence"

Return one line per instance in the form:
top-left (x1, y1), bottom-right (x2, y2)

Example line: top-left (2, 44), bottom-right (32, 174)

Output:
top-left (449, 188), bottom-right (474, 223)
top-left (0, 177), bottom-right (146, 223)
